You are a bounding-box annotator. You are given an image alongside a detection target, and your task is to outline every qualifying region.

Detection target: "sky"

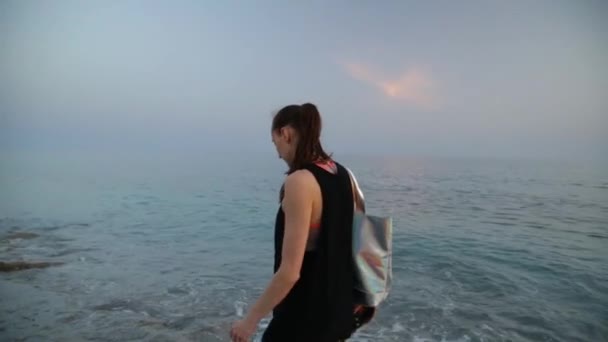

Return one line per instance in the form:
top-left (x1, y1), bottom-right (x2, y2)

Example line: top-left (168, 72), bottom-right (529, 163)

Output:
top-left (1, 0), bottom-right (607, 162)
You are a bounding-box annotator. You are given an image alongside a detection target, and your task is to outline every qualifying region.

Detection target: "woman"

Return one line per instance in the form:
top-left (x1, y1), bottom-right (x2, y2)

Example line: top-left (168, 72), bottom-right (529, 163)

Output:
top-left (230, 103), bottom-right (356, 341)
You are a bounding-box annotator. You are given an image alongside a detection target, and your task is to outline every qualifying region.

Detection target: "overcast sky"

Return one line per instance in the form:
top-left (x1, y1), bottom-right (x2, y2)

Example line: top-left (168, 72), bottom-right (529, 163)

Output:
top-left (1, 0), bottom-right (606, 161)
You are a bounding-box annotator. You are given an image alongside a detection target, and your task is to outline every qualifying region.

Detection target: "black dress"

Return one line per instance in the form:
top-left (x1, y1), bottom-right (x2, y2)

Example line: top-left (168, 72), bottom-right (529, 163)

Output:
top-left (262, 162), bottom-right (355, 342)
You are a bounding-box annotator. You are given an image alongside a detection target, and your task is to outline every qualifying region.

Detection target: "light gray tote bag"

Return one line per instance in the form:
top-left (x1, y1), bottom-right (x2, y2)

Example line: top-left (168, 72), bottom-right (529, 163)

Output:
top-left (346, 168), bottom-right (393, 307)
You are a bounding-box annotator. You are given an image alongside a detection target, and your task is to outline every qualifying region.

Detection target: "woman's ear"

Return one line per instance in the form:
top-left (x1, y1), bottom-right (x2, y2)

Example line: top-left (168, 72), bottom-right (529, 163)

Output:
top-left (281, 127), bottom-right (293, 144)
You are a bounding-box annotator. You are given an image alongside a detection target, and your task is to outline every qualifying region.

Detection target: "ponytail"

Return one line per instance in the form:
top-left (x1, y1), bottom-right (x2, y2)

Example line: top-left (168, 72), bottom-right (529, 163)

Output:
top-left (299, 103), bottom-right (322, 161)
top-left (272, 102), bottom-right (332, 175)
top-left (301, 102), bottom-right (321, 141)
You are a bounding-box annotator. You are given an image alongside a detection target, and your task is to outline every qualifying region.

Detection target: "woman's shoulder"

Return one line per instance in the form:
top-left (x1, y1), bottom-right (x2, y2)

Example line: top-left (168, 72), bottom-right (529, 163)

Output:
top-left (285, 168), bottom-right (317, 189)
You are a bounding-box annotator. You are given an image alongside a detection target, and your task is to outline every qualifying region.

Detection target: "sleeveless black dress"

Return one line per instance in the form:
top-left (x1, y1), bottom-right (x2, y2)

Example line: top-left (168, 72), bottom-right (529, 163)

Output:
top-left (262, 162), bottom-right (356, 342)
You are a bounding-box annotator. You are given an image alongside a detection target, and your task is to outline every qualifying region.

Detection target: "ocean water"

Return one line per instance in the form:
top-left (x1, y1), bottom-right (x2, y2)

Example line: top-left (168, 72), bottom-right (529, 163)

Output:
top-left (1, 154), bottom-right (607, 342)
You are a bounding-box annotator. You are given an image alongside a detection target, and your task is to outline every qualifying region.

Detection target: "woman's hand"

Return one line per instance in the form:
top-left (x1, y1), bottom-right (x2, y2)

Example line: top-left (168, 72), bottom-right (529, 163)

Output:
top-left (230, 317), bottom-right (258, 342)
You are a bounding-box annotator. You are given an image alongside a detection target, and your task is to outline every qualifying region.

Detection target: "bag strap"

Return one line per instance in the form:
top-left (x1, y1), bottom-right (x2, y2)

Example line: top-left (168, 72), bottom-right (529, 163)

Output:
top-left (345, 167), bottom-right (366, 213)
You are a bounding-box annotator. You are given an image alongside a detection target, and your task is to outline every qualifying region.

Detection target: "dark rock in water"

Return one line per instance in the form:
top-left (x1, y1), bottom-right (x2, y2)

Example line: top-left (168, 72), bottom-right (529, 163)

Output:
top-left (38, 225), bottom-right (62, 232)
top-left (93, 299), bottom-right (136, 311)
top-left (188, 321), bottom-right (233, 342)
top-left (146, 334), bottom-right (178, 342)
top-left (93, 298), bottom-right (163, 317)
top-left (138, 318), bottom-right (165, 327)
top-left (0, 261), bottom-right (63, 272)
top-left (167, 285), bottom-right (189, 295)
top-left (2, 232), bottom-right (39, 240)
top-left (50, 247), bottom-right (94, 257)
top-left (164, 316), bottom-right (196, 329)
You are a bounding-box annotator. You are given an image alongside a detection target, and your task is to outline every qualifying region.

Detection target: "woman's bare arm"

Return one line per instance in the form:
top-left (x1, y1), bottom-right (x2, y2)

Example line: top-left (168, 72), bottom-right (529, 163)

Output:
top-left (242, 170), bottom-right (314, 324)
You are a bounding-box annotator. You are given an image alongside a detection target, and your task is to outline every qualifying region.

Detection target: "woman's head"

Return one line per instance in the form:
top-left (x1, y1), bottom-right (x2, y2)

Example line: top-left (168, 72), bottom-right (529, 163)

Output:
top-left (271, 103), bottom-right (331, 173)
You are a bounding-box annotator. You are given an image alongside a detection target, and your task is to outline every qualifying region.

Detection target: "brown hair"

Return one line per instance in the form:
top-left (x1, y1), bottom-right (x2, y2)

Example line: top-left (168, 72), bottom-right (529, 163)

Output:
top-left (272, 103), bottom-right (332, 175)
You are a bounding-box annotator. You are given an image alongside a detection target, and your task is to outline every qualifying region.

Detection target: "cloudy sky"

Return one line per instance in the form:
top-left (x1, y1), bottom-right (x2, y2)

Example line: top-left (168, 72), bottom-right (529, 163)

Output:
top-left (1, 0), bottom-right (606, 161)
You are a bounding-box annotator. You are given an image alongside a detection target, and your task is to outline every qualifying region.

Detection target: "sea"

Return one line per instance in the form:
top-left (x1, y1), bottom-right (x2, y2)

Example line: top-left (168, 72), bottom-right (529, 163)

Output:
top-left (1, 154), bottom-right (607, 342)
